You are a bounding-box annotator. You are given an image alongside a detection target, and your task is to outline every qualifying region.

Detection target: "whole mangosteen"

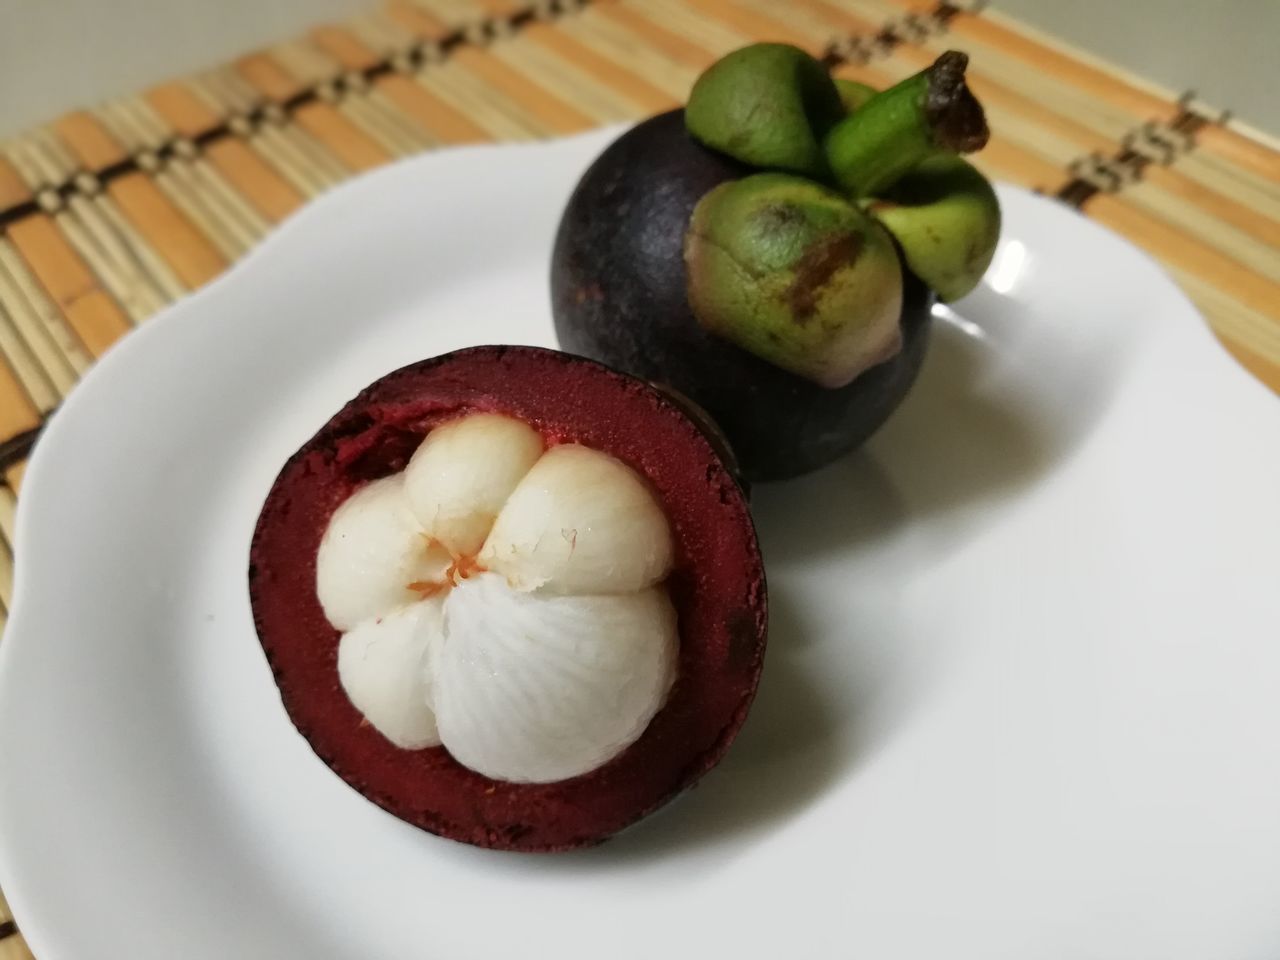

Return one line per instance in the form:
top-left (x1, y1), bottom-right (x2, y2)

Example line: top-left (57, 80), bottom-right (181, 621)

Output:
top-left (552, 46), bottom-right (1000, 482)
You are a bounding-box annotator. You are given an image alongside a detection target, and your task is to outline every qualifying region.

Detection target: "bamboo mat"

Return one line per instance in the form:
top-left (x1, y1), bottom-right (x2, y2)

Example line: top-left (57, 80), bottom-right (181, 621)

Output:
top-left (0, 0), bottom-right (1278, 952)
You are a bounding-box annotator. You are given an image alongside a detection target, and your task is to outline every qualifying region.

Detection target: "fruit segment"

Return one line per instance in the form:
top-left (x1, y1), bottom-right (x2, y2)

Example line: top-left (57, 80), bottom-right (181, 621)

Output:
top-left (434, 573), bottom-right (677, 783)
top-left (337, 599), bottom-right (444, 750)
top-left (316, 475), bottom-right (452, 632)
top-left (480, 443), bottom-right (673, 594)
top-left (403, 412), bottom-right (545, 558)
top-left (315, 413), bottom-right (677, 783)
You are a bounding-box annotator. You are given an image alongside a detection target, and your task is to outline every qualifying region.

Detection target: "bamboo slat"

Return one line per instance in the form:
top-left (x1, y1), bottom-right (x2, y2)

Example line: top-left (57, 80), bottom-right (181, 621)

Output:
top-left (0, 933), bottom-right (35, 960)
top-left (0, 242), bottom-right (88, 392)
top-left (0, 160), bottom-right (30, 210)
top-left (0, 298), bottom-right (60, 413)
top-left (0, 357), bottom-right (41, 439)
top-left (4, 461), bottom-right (25, 495)
top-left (6, 216), bottom-right (133, 357)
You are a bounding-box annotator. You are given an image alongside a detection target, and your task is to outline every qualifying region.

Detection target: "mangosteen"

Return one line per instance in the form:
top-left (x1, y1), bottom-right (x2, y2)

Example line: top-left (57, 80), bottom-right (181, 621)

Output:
top-left (552, 46), bottom-right (1000, 482)
top-left (249, 345), bottom-right (766, 852)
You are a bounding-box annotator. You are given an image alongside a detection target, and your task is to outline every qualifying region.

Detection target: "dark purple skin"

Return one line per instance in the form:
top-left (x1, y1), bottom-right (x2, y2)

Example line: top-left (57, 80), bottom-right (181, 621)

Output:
top-left (551, 109), bottom-right (933, 483)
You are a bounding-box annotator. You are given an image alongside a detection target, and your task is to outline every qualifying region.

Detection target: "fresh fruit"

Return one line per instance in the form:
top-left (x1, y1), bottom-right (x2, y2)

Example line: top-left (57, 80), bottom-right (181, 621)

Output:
top-left (249, 345), bottom-right (766, 852)
top-left (551, 110), bottom-right (933, 481)
top-left (552, 45), bottom-right (997, 482)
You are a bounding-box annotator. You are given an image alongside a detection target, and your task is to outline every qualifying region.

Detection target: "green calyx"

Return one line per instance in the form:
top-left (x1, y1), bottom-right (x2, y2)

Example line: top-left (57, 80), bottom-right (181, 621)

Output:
top-left (867, 154), bottom-right (1001, 302)
top-left (685, 173), bottom-right (904, 389)
top-left (833, 78), bottom-right (877, 113)
top-left (682, 46), bottom-right (998, 383)
top-left (684, 43), bottom-right (844, 178)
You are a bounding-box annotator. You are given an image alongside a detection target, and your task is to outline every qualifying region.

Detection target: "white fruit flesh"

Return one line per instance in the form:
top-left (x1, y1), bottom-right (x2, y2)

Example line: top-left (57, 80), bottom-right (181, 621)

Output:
top-left (435, 573), bottom-right (677, 783)
top-left (403, 413), bottom-right (544, 558)
top-left (314, 413), bottom-right (677, 782)
top-left (337, 599), bottom-right (444, 749)
top-left (480, 444), bottom-right (674, 594)
top-left (316, 475), bottom-right (451, 632)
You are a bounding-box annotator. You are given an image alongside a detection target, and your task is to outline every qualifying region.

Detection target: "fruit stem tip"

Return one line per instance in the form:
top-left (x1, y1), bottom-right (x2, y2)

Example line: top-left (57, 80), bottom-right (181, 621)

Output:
top-left (925, 51), bottom-right (989, 154)
top-left (825, 50), bottom-right (990, 197)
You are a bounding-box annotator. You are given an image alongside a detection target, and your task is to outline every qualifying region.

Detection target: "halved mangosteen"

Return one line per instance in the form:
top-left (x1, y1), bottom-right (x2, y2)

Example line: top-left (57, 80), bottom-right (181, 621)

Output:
top-left (249, 345), bottom-right (766, 852)
top-left (552, 45), bottom-right (999, 482)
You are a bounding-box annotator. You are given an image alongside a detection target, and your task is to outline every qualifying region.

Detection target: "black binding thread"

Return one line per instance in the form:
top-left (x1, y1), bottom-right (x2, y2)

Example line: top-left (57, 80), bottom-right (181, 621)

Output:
top-left (1055, 96), bottom-right (1222, 208)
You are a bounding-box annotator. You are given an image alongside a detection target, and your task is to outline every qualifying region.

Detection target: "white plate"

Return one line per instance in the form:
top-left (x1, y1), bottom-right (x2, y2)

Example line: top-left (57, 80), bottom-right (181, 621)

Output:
top-left (2, 128), bottom-right (1279, 960)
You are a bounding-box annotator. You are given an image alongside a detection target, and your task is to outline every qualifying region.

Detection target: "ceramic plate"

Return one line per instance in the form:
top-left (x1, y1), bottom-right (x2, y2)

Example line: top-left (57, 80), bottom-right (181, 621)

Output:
top-left (2, 128), bottom-right (1279, 960)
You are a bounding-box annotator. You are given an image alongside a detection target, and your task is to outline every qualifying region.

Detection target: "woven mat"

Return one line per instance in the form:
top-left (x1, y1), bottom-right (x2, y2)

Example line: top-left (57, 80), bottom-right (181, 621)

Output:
top-left (1, 0), bottom-right (1278, 951)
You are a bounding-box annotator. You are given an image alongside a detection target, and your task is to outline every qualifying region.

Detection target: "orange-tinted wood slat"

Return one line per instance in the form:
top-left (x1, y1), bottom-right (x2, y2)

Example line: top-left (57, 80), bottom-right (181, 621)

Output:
top-left (52, 111), bottom-right (129, 172)
top-left (0, 158), bottom-right (32, 209)
top-left (6, 215), bottom-right (130, 357)
top-left (52, 112), bottom-right (228, 288)
top-left (1194, 124), bottom-right (1280, 185)
top-left (1086, 192), bottom-right (1280, 322)
top-left (685, 0), bottom-right (818, 51)
top-left (469, 0), bottom-right (524, 15)
top-left (5, 460), bottom-right (25, 494)
top-left (524, 23), bottom-right (676, 114)
top-left (974, 137), bottom-right (1069, 190)
top-left (452, 47), bottom-right (594, 134)
top-left (106, 174), bottom-right (226, 287)
top-left (592, 3), bottom-right (717, 68)
top-left (1139, 163), bottom-right (1280, 251)
top-left (383, 0), bottom-right (452, 40)
top-left (146, 82), bottom-right (224, 138)
top-left (293, 102), bottom-right (391, 171)
top-left (792, 0), bottom-right (881, 34)
top-left (0, 931), bottom-right (36, 960)
top-left (310, 26), bottom-right (384, 71)
top-left (963, 68), bottom-right (1117, 154)
top-left (0, 358), bottom-right (40, 439)
top-left (375, 74), bottom-right (491, 143)
top-left (203, 139), bottom-right (306, 221)
top-left (236, 53), bottom-right (309, 104)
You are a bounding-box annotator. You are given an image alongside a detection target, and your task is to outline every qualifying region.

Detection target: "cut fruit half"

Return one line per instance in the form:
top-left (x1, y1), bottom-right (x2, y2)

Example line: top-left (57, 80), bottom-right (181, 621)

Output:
top-left (249, 346), bottom-right (767, 852)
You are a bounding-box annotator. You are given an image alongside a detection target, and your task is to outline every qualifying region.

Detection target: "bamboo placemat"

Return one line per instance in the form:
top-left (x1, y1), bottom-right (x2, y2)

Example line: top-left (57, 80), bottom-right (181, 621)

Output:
top-left (0, 0), bottom-right (1277, 952)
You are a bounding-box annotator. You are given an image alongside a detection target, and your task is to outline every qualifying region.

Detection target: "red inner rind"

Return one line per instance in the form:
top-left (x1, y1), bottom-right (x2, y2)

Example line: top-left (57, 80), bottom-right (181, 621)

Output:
top-left (249, 346), bottom-right (767, 852)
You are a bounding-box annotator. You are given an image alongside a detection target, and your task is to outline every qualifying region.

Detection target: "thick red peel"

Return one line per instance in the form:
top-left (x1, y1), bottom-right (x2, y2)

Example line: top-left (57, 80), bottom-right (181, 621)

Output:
top-left (249, 346), bottom-right (768, 852)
